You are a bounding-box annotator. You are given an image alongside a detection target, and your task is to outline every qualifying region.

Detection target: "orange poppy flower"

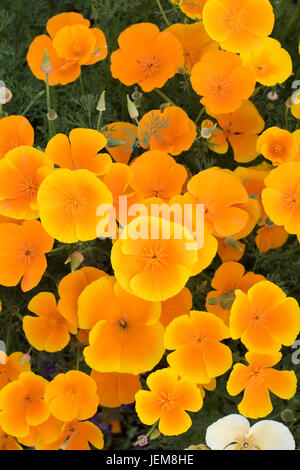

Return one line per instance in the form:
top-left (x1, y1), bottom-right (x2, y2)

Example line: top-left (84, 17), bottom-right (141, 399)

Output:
top-left (135, 368), bottom-right (203, 436)
top-left (0, 371), bottom-right (49, 438)
top-left (227, 352), bottom-right (297, 419)
top-left (262, 162), bottom-right (300, 234)
top-left (58, 267), bottom-right (107, 330)
top-left (255, 225), bottom-right (289, 254)
top-left (241, 38), bottom-right (292, 86)
top-left (165, 311), bottom-right (232, 383)
top-left (138, 107), bottom-right (196, 155)
top-left (0, 352), bottom-right (31, 391)
top-left (230, 280), bottom-right (300, 352)
top-left (111, 216), bottom-right (199, 301)
top-left (91, 371), bottom-right (141, 408)
top-left (202, 0), bottom-right (275, 53)
top-left (217, 237), bottom-right (245, 263)
top-left (160, 287), bottom-right (192, 328)
top-left (27, 35), bottom-right (81, 86)
top-left (39, 420), bottom-right (104, 451)
top-left (0, 115), bottom-right (34, 160)
top-left (257, 127), bottom-right (298, 165)
top-left (102, 122), bottom-right (138, 164)
top-left (0, 146), bottom-right (53, 220)
top-left (44, 371), bottom-right (99, 422)
top-left (166, 22), bottom-right (218, 74)
top-left (0, 220), bottom-right (54, 292)
top-left (53, 24), bottom-right (107, 65)
top-left (206, 262), bottom-right (265, 326)
top-left (37, 168), bottom-right (113, 243)
top-left (27, 12), bottom-right (107, 85)
top-left (187, 167), bottom-right (249, 238)
top-left (78, 276), bottom-right (164, 374)
top-left (45, 129), bottom-right (112, 175)
top-left (179, 0), bottom-right (209, 19)
top-left (129, 151), bottom-right (187, 201)
top-left (110, 23), bottom-right (184, 92)
top-left (191, 51), bottom-right (256, 114)
top-left (206, 100), bottom-right (265, 163)
top-left (23, 292), bottom-right (77, 353)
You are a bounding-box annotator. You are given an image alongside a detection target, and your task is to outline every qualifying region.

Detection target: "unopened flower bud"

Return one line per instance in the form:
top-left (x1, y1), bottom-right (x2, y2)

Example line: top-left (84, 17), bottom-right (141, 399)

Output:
top-left (41, 49), bottom-right (53, 74)
top-left (96, 90), bottom-right (106, 112)
top-left (225, 236), bottom-right (243, 252)
top-left (20, 353), bottom-right (31, 367)
top-left (47, 108), bottom-right (57, 121)
top-left (149, 428), bottom-right (160, 440)
top-left (264, 216), bottom-right (275, 227)
top-left (65, 251), bottom-right (84, 273)
top-left (286, 96), bottom-right (294, 108)
top-left (0, 87), bottom-right (12, 104)
top-left (207, 297), bottom-right (219, 306)
top-left (201, 126), bottom-right (214, 139)
top-left (281, 409), bottom-right (295, 423)
top-left (267, 91), bottom-right (278, 101)
top-left (127, 95), bottom-right (139, 119)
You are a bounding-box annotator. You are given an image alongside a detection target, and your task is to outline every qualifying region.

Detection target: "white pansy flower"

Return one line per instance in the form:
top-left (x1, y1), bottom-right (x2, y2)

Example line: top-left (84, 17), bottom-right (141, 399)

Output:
top-left (205, 414), bottom-right (295, 450)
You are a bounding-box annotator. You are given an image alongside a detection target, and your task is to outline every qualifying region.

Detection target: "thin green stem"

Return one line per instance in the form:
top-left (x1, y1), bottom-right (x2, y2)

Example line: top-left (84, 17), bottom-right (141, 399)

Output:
top-left (154, 88), bottom-right (175, 105)
top-left (14, 311), bottom-right (24, 322)
top-left (48, 245), bottom-right (68, 256)
top-left (156, 0), bottom-right (170, 26)
top-left (5, 326), bottom-right (12, 356)
top-left (0, 103), bottom-right (2, 118)
top-left (22, 91), bottom-right (44, 116)
top-left (97, 111), bottom-right (102, 131)
top-left (285, 106), bottom-right (290, 130)
top-left (195, 107), bottom-right (205, 125)
top-left (45, 73), bottom-right (54, 138)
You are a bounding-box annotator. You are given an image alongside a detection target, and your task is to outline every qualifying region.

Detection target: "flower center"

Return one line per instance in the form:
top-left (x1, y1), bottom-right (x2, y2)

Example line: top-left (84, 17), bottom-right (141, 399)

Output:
top-left (157, 390), bottom-right (179, 411)
top-left (65, 197), bottom-right (86, 216)
top-left (149, 178), bottom-right (167, 198)
top-left (271, 143), bottom-right (284, 156)
top-left (249, 308), bottom-right (266, 325)
top-left (225, 435), bottom-right (260, 450)
top-left (138, 56), bottom-right (160, 78)
top-left (19, 175), bottom-right (39, 200)
top-left (225, 8), bottom-right (246, 33)
top-left (119, 319), bottom-right (127, 329)
top-left (142, 245), bottom-right (167, 270)
top-left (283, 192), bottom-right (300, 210)
top-left (17, 243), bottom-right (39, 265)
